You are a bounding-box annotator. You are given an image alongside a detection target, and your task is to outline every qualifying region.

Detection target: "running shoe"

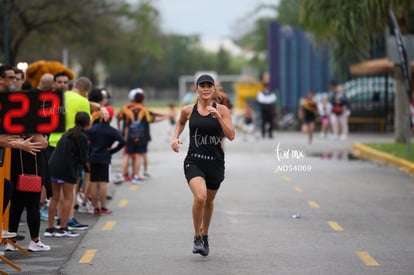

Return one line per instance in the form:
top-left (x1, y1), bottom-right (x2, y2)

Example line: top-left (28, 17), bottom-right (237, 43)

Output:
top-left (76, 192), bottom-right (84, 206)
top-left (55, 227), bottom-right (79, 237)
top-left (114, 174), bottom-right (125, 185)
top-left (28, 239), bottom-right (51, 252)
top-left (2, 230), bottom-right (17, 238)
top-left (67, 218), bottom-right (88, 230)
top-left (43, 227), bottom-right (57, 237)
top-left (123, 174), bottom-right (132, 181)
top-left (100, 208), bottom-right (112, 215)
top-left (132, 175), bottom-right (145, 184)
top-left (78, 203), bottom-right (94, 214)
top-left (93, 208), bottom-right (101, 216)
top-left (192, 236), bottom-right (205, 254)
top-left (40, 208), bottom-right (49, 221)
top-left (4, 243), bottom-right (17, 252)
top-left (200, 235), bottom-right (209, 256)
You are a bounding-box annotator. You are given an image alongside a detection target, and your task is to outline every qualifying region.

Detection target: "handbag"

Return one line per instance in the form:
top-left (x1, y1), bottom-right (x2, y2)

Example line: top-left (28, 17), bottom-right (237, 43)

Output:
top-left (16, 150), bottom-right (42, 193)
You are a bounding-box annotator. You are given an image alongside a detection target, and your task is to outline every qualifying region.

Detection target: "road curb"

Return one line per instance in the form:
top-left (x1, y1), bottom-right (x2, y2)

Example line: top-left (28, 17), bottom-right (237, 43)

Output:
top-left (352, 143), bottom-right (414, 177)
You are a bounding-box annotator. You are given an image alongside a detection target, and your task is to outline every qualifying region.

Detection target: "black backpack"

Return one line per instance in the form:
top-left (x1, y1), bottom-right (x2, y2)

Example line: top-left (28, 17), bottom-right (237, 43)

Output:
top-left (127, 109), bottom-right (147, 146)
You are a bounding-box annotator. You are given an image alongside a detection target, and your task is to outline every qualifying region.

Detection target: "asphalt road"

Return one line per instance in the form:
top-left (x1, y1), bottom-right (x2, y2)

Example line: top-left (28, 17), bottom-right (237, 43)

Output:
top-left (2, 120), bottom-right (414, 275)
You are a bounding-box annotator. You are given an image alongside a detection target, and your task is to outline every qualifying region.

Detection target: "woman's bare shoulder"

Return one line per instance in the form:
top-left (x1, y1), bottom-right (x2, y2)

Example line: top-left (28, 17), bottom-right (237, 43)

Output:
top-left (216, 103), bottom-right (230, 114)
top-left (181, 104), bottom-right (194, 114)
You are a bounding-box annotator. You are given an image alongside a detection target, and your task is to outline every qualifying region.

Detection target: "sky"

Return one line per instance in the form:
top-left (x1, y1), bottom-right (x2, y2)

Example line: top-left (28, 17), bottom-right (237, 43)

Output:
top-left (150, 0), bottom-right (278, 41)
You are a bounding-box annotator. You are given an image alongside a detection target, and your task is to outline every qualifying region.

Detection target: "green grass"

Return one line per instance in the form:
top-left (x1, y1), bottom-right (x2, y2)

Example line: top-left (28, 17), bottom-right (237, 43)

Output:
top-left (366, 143), bottom-right (414, 162)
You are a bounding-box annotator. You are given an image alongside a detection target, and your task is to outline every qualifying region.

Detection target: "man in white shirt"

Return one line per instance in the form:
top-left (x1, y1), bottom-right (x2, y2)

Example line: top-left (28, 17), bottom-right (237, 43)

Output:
top-left (256, 82), bottom-right (277, 138)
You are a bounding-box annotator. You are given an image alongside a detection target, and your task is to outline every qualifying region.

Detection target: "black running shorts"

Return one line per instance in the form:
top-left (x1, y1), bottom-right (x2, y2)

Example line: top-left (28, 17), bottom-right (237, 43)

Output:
top-left (90, 163), bottom-right (109, 182)
top-left (183, 158), bottom-right (225, 190)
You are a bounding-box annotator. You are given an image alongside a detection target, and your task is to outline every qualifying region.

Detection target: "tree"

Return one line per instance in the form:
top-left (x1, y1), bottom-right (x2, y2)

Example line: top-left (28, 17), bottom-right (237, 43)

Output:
top-left (234, 3), bottom-right (278, 73)
top-left (299, 0), bottom-right (414, 142)
top-left (275, 0), bottom-right (302, 29)
top-left (0, 0), bottom-right (125, 65)
top-left (1, 0), bottom-right (250, 91)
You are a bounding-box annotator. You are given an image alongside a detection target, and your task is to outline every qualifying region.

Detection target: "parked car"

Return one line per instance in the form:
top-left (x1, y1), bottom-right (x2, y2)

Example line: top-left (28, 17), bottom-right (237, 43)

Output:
top-left (344, 76), bottom-right (394, 121)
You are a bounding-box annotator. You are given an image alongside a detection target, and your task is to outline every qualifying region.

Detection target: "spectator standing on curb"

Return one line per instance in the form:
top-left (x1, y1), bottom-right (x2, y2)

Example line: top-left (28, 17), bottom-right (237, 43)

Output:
top-left (0, 65), bottom-right (45, 241)
top-left (88, 106), bottom-right (125, 215)
top-left (7, 133), bottom-right (50, 252)
top-left (124, 92), bottom-right (167, 183)
top-left (39, 71), bottom-right (72, 222)
top-left (47, 77), bottom-right (93, 233)
top-left (45, 112), bottom-right (91, 238)
top-left (330, 85), bottom-right (350, 140)
top-left (116, 88), bottom-right (143, 181)
top-left (77, 87), bottom-right (107, 214)
top-left (6, 73), bottom-right (54, 252)
top-left (318, 96), bottom-right (332, 138)
top-left (256, 82), bottom-right (276, 139)
top-left (171, 74), bottom-right (235, 256)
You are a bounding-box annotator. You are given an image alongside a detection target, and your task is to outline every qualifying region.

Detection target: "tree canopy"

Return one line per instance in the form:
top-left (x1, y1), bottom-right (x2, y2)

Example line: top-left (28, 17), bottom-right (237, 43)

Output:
top-left (0, 0), bottom-right (248, 89)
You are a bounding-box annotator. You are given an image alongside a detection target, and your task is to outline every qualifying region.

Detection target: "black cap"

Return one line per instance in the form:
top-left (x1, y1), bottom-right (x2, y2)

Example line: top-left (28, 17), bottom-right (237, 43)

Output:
top-left (196, 74), bottom-right (215, 85)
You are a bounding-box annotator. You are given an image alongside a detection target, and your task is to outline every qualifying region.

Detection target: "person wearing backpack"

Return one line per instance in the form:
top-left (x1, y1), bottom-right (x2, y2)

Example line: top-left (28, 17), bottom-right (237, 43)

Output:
top-left (124, 92), bottom-right (167, 183)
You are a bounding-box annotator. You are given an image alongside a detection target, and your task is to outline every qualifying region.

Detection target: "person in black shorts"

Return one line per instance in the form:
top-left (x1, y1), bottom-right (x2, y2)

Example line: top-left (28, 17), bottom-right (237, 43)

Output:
top-left (46, 112), bottom-right (91, 237)
top-left (88, 106), bottom-right (125, 215)
top-left (171, 74), bottom-right (235, 256)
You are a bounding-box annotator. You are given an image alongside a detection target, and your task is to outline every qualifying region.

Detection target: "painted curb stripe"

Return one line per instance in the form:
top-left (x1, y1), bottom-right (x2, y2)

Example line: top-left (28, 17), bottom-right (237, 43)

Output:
top-left (118, 199), bottom-right (128, 208)
top-left (79, 249), bottom-right (97, 264)
top-left (102, 221), bottom-right (116, 231)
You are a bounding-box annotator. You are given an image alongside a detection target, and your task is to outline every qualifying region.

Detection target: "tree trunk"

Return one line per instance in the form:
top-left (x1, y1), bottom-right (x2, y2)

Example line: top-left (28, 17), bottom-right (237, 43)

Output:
top-left (394, 65), bottom-right (410, 143)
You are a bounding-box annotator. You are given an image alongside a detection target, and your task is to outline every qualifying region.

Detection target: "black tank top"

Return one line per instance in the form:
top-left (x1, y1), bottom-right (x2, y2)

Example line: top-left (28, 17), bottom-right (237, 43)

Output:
top-left (186, 102), bottom-right (225, 161)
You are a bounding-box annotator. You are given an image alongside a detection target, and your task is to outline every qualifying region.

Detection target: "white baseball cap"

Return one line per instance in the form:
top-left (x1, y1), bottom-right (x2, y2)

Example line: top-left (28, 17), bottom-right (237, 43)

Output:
top-left (128, 88), bottom-right (144, 101)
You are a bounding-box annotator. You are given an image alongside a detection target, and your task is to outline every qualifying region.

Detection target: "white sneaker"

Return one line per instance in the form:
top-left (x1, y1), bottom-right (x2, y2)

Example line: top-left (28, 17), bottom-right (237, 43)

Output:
top-left (28, 239), bottom-right (51, 252)
top-left (2, 230), bottom-right (17, 239)
top-left (132, 175), bottom-right (145, 184)
top-left (76, 192), bottom-right (84, 206)
top-left (4, 243), bottom-right (17, 252)
top-left (78, 203), bottom-right (94, 214)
